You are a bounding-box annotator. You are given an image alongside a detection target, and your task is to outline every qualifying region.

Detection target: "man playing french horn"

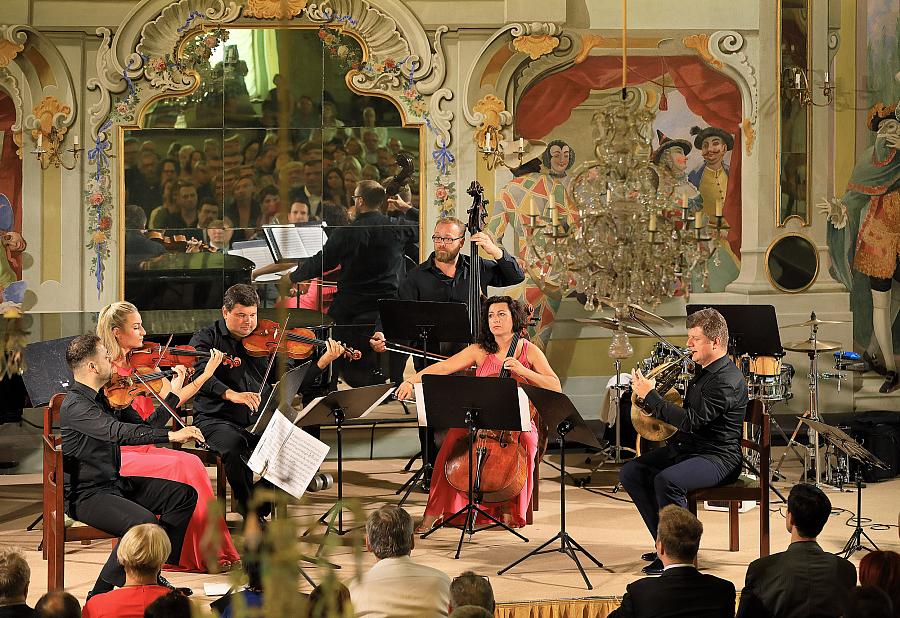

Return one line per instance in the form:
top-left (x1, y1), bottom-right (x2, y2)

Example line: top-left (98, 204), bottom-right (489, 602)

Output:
top-left (620, 308), bottom-right (748, 575)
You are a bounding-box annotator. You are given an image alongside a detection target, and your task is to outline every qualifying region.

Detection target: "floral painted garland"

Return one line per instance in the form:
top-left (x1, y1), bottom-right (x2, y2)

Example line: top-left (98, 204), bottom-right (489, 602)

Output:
top-left (319, 23), bottom-right (456, 217)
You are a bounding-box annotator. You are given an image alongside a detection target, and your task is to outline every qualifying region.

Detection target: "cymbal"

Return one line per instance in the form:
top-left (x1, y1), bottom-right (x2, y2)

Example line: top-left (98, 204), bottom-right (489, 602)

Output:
top-left (781, 317), bottom-right (847, 329)
top-left (575, 317), bottom-right (651, 337)
top-left (783, 339), bottom-right (842, 354)
top-left (627, 304), bottom-right (674, 328)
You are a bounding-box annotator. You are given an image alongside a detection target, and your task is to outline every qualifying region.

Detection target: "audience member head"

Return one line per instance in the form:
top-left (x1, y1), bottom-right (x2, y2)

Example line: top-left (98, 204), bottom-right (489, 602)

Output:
top-left (232, 175), bottom-right (256, 205)
top-left (160, 158), bottom-right (179, 186)
top-left (449, 607), bottom-right (494, 618)
top-left (353, 180), bottom-right (386, 213)
top-left (307, 579), bottom-right (350, 618)
top-left (655, 505), bottom-right (703, 564)
top-left (844, 586), bottom-right (893, 618)
top-left (288, 201), bottom-right (310, 224)
top-left (860, 551), bottom-right (900, 614)
top-left (0, 548), bottom-right (29, 605)
top-left (362, 129), bottom-right (380, 153)
top-left (388, 137), bottom-right (403, 154)
top-left (35, 590), bottom-right (81, 618)
top-left (117, 523), bottom-right (170, 583)
top-left (177, 145), bottom-right (194, 172)
top-left (304, 160), bottom-right (323, 194)
top-left (206, 217), bottom-right (234, 249)
top-left (361, 164), bottom-right (381, 181)
top-left (786, 483), bottom-right (831, 540)
top-left (191, 161), bottom-right (210, 189)
top-left (198, 197), bottom-right (221, 229)
top-left (258, 185), bottom-right (281, 216)
top-left (449, 571), bottom-right (494, 613)
top-left (365, 505), bottom-right (414, 560)
top-left (137, 151), bottom-right (159, 181)
top-left (66, 334), bottom-right (113, 385)
top-left (344, 137), bottom-right (363, 158)
top-left (124, 137), bottom-right (140, 168)
top-left (278, 161), bottom-right (305, 188)
top-left (321, 201), bottom-right (349, 228)
top-left (144, 591), bottom-right (191, 618)
top-left (175, 181), bottom-right (198, 216)
top-left (242, 141), bottom-right (260, 167)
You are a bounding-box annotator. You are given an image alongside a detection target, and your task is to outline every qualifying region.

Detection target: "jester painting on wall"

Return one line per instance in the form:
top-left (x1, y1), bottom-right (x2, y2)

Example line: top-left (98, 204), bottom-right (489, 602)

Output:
top-left (490, 54), bottom-right (743, 346)
top-left (0, 92), bottom-right (27, 315)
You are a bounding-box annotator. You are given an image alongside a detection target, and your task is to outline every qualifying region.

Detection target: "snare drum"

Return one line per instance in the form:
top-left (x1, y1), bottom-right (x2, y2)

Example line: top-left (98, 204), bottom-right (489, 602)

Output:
top-left (747, 361), bottom-right (794, 401)
top-left (749, 355), bottom-right (781, 377)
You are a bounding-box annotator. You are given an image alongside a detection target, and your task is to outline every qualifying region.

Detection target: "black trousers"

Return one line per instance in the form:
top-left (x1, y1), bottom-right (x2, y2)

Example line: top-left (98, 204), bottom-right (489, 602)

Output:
top-left (619, 445), bottom-right (740, 541)
top-left (195, 418), bottom-right (271, 518)
top-left (69, 476), bottom-right (197, 592)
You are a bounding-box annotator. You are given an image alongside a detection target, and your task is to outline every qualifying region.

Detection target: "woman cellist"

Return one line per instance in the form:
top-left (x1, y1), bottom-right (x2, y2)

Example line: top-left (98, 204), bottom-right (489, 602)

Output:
top-left (394, 296), bottom-right (561, 532)
top-left (97, 301), bottom-right (241, 573)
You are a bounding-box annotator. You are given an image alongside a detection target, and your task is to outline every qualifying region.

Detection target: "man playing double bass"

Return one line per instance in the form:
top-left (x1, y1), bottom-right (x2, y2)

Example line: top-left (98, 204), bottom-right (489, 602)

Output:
top-left (620, 307), bottom-right (747, 575)
top-left (369, 217), bottom-right (525, 484)
top-left (189, 283), bottom-right (345, 528)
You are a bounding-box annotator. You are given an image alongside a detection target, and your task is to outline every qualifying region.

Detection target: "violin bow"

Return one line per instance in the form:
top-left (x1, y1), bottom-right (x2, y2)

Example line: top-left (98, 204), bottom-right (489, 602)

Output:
top-left (130, 369), bottom-right (212, 451)
top-left (155, 334), bottom-right (174, 372)
top-left (256, 316), bottom-right (290, 399)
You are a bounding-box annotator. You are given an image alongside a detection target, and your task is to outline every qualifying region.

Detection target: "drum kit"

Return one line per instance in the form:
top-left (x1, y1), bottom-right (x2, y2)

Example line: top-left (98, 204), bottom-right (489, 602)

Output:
top-left (581, 302), bottom-right (850, 489)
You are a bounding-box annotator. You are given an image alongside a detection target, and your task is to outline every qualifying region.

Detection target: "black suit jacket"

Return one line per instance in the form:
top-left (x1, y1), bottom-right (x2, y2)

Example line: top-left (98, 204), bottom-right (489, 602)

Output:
top-left (736, 541), bottom-right (856, 618)
top-left (609, 566), bottom-right (735, 618)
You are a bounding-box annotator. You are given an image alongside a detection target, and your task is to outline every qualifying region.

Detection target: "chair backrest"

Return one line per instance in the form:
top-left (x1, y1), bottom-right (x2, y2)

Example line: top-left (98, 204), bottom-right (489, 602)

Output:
top-left (741, 399), bottom-right (769, 453)
top-left (44, 392), bottom-right (66, 441)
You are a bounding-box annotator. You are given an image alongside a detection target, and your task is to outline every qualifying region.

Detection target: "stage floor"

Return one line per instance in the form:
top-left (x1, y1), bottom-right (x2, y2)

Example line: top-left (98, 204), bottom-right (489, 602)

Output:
top-left (1, 453), bottom-right (898, 609)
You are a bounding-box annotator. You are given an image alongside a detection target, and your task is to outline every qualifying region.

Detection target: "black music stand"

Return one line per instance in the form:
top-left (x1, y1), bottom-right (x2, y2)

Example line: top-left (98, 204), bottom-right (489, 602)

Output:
top-left (297, 384), bottom-right (394, 537)
top-left (685, 304), bottom-right (783, 357)
top-left (498, 384), bottom-right (604, 589)
top-left (378, 299), bottom-right (471, 504)
top-left (418, 374), bottom-right (529, 559)
top-left (248, 362), bottom-right (312, 435)
top-left (800, 417), bottom-right (887, 558)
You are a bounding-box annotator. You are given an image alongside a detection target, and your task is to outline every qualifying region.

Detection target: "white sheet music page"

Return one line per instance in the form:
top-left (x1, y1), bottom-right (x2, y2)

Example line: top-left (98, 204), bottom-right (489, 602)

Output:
top-left (295, 224), bottom-right (326, 255)
top-left (247, 409), bottom-right (330, 500)
top-left (414, 382), bottom-right (426, 426)
top-left (266, 225), bottom-right (309, 259)
top-left (517, 387), bottom-right (531, 431)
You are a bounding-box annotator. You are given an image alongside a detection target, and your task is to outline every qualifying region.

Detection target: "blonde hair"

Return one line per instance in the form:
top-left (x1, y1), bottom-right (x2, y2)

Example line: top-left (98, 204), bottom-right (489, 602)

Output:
top-left (117, 523), bottom-right (171, 577)
top-left (96, 301), bottom-right (140, 363)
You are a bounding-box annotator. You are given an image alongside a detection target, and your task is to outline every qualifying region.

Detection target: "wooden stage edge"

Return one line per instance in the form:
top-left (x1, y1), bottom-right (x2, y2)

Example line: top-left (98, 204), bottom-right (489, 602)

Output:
top-left (1, 455), bottom-right (898, 615)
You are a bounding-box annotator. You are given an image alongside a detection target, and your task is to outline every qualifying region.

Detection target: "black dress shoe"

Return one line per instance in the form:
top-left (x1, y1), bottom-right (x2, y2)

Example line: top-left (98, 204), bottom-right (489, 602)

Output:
top-left (641, 551), bottom-right (658, 562)
top-left (641, 558), bottom-right (664, 575)
top-left (880, 371), bottom-right (898, 393)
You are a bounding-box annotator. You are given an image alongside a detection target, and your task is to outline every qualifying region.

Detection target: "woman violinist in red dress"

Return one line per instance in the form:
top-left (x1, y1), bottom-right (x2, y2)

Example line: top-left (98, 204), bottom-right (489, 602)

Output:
top-left (96, 301), bottom-right (240, 572)
top-left (394, 296), bottom-right (561, 532)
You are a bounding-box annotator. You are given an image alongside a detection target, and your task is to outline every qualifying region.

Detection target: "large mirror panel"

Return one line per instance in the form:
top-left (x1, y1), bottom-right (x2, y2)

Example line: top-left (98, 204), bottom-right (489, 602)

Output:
top-left (778, 0), bottom-right (811, 226)
top-left (124, 27), bottom-right (423, 312)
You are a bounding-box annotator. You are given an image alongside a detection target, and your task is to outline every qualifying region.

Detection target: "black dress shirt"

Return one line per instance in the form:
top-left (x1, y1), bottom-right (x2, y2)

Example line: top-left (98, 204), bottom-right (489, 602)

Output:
top-left (290, 210), bottom-right (418, 321)
top-left (374, 250), bottom-right (525, 332)
top-left (61, 382), bottom-right (177, 502)
top-left (0, 604), bottom-right (35, 618)
top-left (642, 354), bottom-right (748, 474)
top-left (189, 318), bottom-right (325, 427)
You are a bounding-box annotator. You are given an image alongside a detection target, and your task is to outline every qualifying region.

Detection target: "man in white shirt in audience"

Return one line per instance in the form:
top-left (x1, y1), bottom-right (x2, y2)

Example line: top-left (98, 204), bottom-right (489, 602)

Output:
top-left (350, 505), bottom-right (450, 618)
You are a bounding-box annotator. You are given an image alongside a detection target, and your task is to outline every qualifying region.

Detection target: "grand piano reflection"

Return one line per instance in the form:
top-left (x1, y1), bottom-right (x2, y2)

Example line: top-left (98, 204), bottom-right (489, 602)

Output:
top-left (125, 244), bottom-right (253, 310)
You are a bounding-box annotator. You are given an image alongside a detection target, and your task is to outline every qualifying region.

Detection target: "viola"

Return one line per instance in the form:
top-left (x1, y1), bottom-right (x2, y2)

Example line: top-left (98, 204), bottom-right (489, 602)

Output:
top-left (241, 318), bottom-right (362, 361)
top-left (128, 343), bottom-right (241, 369)
top-left (104, 366), bottom-right (189, 410)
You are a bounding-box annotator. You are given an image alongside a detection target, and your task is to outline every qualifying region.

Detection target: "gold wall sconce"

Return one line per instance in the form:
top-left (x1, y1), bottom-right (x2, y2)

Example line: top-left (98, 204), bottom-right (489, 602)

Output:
top-left (781, 66), bottom-right (833, 107)
top-left (31, 126), bottom-right (83, 170)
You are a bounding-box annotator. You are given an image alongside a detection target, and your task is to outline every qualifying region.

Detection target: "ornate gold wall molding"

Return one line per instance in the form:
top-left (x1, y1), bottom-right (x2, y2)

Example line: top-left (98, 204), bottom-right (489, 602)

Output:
top-left (30, 95), bottom-right (71, 139)
top-left (742, 118), bottom-right (755, 156)
top-left (243, 0), bottom-right (308, 19)
top-left (512, 34), bottom-right (560, 61)
top-left (472, 94), bottom-right (506, 147)
top-left (0, 40), bottom-right (24, 68)
top-left (574, 33), bottom-right (604, 64)
top-left (682, 34), bottom-right (722, 69)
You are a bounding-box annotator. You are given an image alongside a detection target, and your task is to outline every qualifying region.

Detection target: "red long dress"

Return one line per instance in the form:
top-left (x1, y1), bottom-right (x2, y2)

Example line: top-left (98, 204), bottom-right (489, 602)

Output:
top-left (115, 366), bottom-right (240, 572)
top-left (422, 340), bottom-right (538, 527)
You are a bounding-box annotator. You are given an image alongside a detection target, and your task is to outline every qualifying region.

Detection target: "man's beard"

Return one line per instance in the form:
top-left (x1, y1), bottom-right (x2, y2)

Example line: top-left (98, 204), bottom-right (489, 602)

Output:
top-left (435, 247), bottom-right (461, 264)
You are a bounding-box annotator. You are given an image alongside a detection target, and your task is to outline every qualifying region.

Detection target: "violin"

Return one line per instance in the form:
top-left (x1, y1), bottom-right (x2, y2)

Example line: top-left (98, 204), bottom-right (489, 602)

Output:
top-left (144, 231), bottom-right (218, 253)
top-left (104, 366), bottom-right (189, 410)
top-left (128, 343), bottom-right (241, 369)
top-left (242, 318), bottom-right (362, 361)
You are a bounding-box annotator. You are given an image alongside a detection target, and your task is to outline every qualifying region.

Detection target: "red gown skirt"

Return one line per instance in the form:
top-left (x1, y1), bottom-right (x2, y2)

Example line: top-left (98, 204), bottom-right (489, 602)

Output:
top-left (119, 390), bottom-right (240, 572)
top-left (422, 342), bottom-right (538, 527)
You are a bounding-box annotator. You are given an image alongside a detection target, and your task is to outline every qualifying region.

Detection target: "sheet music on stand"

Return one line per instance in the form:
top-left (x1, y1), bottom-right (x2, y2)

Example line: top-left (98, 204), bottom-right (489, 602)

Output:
top-left (412, 382), bottom-right (531, 430)
top-left (263, 223), bottom-right (326, 261)
top-left (247, 409), bottom-right (330, 500)
top-left (231, 239), bottom-right (296, 283)
top-left (295, 386), bottom-right (394, 426)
